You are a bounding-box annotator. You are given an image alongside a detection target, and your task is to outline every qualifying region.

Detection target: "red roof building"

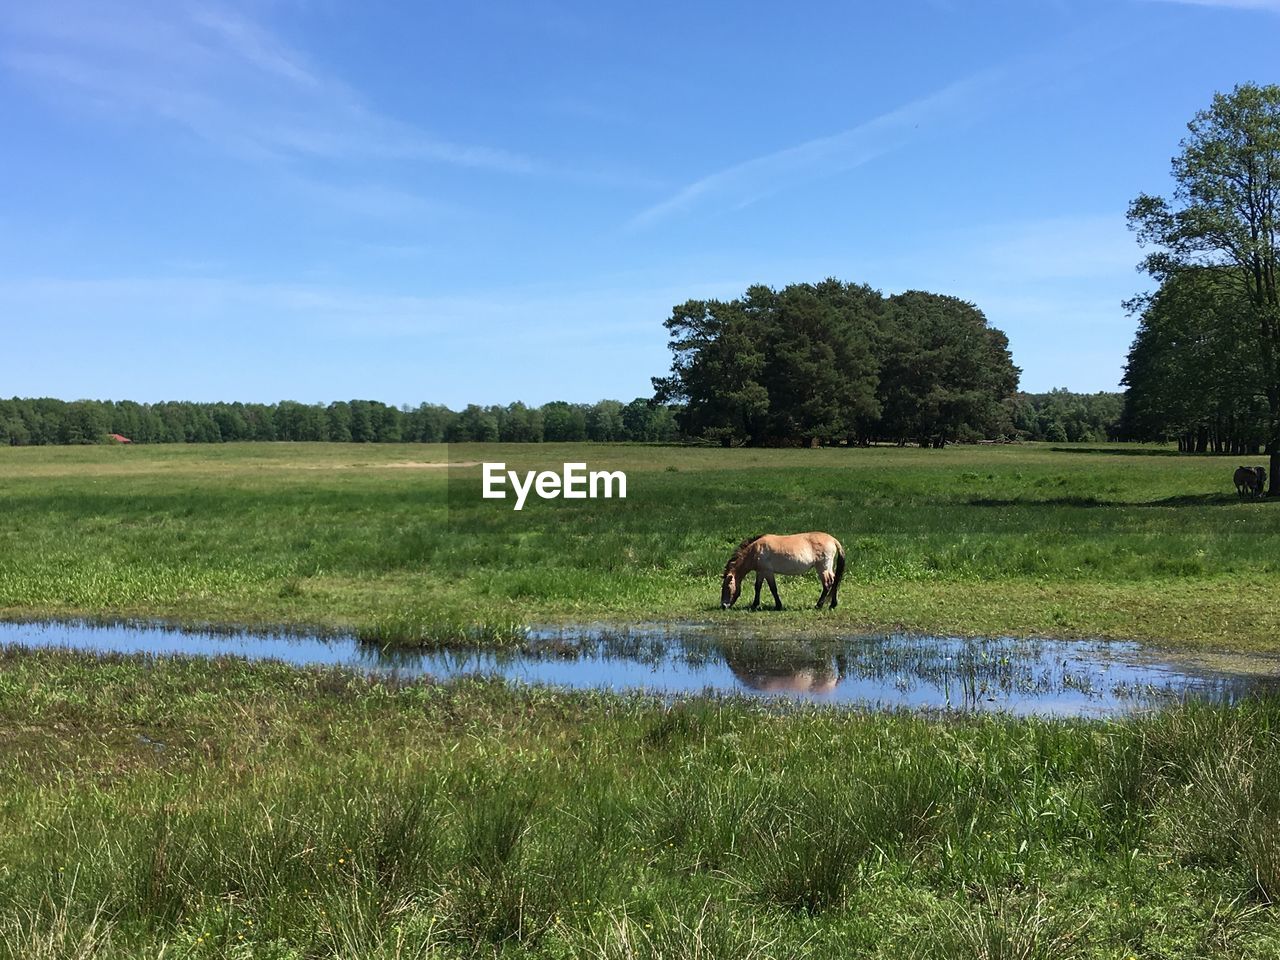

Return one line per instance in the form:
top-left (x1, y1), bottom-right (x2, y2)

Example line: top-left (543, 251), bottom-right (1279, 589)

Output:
top-left (108, 434), bottom-right (132, 444)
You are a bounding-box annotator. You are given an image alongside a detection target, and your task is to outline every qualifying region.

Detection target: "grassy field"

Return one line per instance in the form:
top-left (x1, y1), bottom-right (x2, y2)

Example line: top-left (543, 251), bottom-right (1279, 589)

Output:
top-left (1, 440), bottom-right (1278, 651)
top-left (1, 649), bottom-right (1279, 959)
top-left (4, 444), bottom-right (1280, 958)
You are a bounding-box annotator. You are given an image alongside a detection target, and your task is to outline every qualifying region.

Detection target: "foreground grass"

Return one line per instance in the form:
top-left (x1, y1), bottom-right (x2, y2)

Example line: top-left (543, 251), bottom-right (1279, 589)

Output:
top-left (2, 650), bottom-right (1280, 958)
top-left (2, 441), bottom-right (1279, 650)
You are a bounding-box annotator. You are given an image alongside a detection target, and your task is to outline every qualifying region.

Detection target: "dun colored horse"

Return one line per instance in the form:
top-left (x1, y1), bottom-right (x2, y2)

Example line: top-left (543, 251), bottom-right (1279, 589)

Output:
top-left (1234, 465), bottom-right (1267, 498)
top-left (720, 532), bottom-right (845, 611)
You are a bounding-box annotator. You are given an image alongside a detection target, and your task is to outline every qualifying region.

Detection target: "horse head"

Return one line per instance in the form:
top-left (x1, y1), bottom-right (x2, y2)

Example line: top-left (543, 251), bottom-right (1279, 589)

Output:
top-left (721, 571), bottom-right (741, 608)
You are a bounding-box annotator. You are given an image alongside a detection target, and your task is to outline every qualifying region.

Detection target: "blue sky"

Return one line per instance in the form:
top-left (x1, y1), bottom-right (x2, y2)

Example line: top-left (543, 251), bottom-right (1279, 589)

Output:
top-left (2, 0), bottom-right (1278, 407)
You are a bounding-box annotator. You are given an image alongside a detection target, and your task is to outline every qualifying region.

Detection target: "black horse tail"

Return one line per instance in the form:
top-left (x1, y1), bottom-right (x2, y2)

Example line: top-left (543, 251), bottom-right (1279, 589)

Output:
top-left (833, 541), bottom-right (846, 593)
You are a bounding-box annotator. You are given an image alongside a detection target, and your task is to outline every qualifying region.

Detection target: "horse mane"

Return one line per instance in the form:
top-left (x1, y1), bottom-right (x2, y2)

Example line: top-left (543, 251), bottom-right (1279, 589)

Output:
top-left (723, 534), bottom-right (765, 575)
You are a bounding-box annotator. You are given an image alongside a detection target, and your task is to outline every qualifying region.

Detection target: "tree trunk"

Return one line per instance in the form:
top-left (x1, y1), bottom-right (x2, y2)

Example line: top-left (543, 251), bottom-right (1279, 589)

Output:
top-left (1268, 382), bottom-right (1280, 496)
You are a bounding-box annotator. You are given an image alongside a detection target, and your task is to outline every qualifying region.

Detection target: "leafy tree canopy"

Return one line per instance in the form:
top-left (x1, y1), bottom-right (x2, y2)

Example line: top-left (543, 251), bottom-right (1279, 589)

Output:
top-left (653, 279), bottom-right (1020, 447)
top-left (1128, 82), bottom-right (1280, 476)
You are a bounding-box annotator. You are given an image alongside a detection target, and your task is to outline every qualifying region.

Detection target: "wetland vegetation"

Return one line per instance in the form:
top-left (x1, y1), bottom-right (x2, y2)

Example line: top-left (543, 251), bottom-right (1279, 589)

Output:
top-left (5, 441), bottom-right (1280, 956)
top-left (3, 650), bottom-right (1280, 958)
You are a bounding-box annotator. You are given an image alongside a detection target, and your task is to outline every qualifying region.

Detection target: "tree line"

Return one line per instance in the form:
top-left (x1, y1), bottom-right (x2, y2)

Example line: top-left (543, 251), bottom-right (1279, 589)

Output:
top-left (0, 397), bottom-right (680, 446)
top-left (652, 280), bottom-right (1021, 446)
top-left (1004, 390), bottom-right (1123, 444)
top-left (0, 391), bottom-right (1118, 447)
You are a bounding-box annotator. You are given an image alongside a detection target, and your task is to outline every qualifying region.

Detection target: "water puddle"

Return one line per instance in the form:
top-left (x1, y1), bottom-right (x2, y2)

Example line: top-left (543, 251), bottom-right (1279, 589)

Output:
top-left (1, 619), bottom-right (1277, 717)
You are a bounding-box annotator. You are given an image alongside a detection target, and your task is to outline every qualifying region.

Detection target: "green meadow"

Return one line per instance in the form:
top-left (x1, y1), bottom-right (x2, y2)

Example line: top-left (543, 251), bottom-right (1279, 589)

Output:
top-left (4, 444), bottom-right (1280, 957)
top-left (3, 650), bottom-right (1280, 959)
top-left (0, 441), bottom-right (1277, 652)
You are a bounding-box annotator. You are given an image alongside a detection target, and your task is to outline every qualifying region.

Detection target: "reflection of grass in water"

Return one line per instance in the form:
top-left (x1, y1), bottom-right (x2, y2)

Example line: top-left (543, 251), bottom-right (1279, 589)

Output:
top-left (355, 611), bottom-right (529, 649)
top-left (808, 636), bottom-right (1107, 701)
top-left (348, 627), bottom-right (1269, 713)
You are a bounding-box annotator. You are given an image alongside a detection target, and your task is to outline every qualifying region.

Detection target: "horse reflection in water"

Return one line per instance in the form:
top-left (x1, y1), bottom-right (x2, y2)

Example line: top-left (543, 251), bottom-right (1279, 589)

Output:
top-left (721, 642), bottom-right (845, 696)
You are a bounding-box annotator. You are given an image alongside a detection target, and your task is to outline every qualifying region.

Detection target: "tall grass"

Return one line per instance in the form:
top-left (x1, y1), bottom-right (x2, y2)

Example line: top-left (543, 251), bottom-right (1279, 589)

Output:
top-left (915, 892), bottom-right (1083, 960)
top-left (3, 652), bottom-right (1280, 956)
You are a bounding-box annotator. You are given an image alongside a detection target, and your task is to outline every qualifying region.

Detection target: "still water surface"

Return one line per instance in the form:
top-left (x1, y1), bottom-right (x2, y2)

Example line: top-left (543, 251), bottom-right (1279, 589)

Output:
top-left (2, 619), bottom-right (1276, 717)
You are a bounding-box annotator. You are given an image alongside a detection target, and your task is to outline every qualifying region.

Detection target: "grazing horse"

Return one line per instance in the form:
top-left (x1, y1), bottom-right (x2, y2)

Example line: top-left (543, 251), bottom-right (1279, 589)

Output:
top-left (1234, 466), bottom-right (1260, 498)
top-left (720, 532), bottom-right (845, 611)
top-left (1235, 466), bottom-right (1267, 498)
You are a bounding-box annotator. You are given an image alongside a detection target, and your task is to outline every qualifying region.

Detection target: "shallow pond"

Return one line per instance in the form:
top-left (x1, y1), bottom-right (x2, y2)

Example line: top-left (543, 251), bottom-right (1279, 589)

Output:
top-left (2, 619), bottom-right (1277, 717)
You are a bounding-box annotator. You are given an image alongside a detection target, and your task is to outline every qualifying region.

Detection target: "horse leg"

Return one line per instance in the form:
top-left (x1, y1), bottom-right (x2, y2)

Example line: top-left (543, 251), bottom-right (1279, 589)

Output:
top-left (815, 570), bottom-right (832, 609)
top-left (765, 573), bottom-right (783, 611)
top-left (749, 574), bottom-right (763, 611)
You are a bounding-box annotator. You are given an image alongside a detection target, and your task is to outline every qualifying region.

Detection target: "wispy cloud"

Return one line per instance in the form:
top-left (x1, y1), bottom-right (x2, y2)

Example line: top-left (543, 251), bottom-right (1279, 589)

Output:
top-left (0, 272), bottom-right (740, 341)
top-left (627, 69), bottom-right (1005, 230)
top-left (1143, 0), bottom-right (1280, 9)
top-left (0, 271), bottom-right (683, 404)
top-left (626, 19), bottom-right (1138, 231)
top-left (282, 177), bottom-right (461, 221)
top-left (0, 1), bottom-right (540, 175)
top-left (952, 214), bottom-right (1138, 282)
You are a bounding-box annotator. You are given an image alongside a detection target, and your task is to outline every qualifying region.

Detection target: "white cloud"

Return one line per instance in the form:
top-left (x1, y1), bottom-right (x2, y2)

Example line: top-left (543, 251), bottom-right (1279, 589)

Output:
top-left (0, 1), bottom-right (541, 174)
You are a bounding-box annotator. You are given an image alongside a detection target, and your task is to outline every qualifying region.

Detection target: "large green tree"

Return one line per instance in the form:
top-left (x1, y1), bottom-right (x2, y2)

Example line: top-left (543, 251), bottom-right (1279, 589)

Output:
top-left (875, 292), bottom-right (1018, 447)
top-left (1122, 268), bottom-right (1266, 452)
top-left (763, 283), bottom-right (879, 446)
top-left (653, 280), bottom-right (1015, 447)
top-left (1129, 83), bottom-right (1280, 489)
top-left (652, 294), bottom-right (771, 446)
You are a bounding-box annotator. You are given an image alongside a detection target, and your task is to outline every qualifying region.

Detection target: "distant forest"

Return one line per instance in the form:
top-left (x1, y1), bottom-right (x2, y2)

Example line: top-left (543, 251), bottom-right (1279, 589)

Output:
top-left (1, 391), bottom-right (1119, 446)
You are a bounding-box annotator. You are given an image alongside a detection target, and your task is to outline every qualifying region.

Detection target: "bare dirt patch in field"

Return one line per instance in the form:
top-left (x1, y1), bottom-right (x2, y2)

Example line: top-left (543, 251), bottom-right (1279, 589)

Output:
top-left (268, 460), bottom-right (469, 470)
top-left (377, 460), bottom-right (478, 469)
